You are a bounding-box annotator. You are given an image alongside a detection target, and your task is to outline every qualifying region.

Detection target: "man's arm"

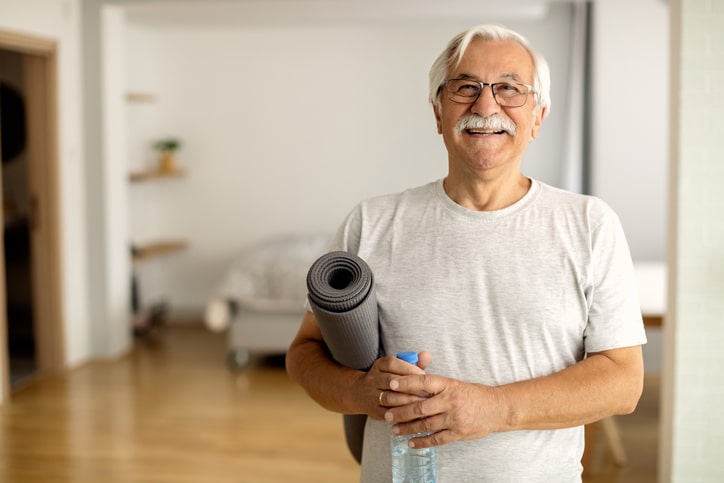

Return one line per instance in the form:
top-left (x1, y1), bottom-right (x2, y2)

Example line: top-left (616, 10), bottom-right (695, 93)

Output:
top-left (499, 345), bottom-right (644, 429)
top-left (385, 345), bottom-right (644, 448)
top-left (285, 311), bottom-right (427, 421)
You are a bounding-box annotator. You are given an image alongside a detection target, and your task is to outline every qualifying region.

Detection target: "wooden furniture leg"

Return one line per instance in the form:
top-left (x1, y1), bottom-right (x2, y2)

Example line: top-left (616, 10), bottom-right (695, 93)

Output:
top-left (601, 416), bottom-right (628, 466)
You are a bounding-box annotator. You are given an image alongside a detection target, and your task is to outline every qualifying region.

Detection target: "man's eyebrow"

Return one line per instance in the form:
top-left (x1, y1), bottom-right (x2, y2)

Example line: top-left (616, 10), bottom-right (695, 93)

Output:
top-left (500, 73), bottom-right (523, 81)
top-left (452, 72), bottom-right (524, 82)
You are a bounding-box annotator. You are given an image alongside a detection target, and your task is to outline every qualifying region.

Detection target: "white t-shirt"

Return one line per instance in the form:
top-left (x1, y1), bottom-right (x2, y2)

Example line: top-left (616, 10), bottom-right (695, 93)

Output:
top-left (329, 179), bottom-right (647, 483)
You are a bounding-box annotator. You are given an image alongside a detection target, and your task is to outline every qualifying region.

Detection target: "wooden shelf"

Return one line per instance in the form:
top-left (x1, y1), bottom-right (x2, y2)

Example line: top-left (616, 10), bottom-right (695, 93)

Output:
top-left (643, 315), bottom-right (663, 327)
top-left (126, 91), bottom-right (157, 103)
top-left (132, 239), bottom-right (188, 264)
top-left (129, 168), bottom-right (186, 183)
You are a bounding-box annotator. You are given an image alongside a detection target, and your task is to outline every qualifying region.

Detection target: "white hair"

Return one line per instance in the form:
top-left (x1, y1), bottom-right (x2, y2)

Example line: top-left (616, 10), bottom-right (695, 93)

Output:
top-left (429, 24), bottom-right (551, 114)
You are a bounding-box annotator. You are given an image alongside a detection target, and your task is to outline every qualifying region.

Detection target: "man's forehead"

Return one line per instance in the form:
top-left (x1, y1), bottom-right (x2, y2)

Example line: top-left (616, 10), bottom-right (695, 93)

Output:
top-left (453, 39), bottom-right (534, 79)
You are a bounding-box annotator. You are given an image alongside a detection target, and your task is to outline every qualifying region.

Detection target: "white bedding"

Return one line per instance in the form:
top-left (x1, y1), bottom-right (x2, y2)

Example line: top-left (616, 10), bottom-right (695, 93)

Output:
top-left (206, 233), bottom-right (331, 331)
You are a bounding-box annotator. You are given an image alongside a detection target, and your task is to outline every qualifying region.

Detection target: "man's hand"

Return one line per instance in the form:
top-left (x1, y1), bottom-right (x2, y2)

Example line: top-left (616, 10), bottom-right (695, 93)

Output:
top-left (382, 374), bottom-right (506, 448)
top-left (359, 352), bottom-right (432, 421)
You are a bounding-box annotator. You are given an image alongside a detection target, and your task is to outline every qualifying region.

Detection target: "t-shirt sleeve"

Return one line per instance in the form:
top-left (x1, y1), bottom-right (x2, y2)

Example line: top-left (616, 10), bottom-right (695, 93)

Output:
top-left (583, 209), bottom-right (647, 353)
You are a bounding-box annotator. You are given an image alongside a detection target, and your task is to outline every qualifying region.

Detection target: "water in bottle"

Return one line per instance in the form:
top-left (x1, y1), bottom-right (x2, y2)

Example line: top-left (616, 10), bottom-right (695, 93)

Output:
top-left (391, 351), bottom-right (437, 483)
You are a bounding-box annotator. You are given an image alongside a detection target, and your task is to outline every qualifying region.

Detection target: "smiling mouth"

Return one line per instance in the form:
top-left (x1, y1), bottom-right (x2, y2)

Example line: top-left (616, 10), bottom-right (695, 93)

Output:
top-left (466, 129), bottom-right (507, 135)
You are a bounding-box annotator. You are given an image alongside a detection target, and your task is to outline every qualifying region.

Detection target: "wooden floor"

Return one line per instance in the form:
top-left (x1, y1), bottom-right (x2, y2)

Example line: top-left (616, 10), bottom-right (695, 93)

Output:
top-left (0, 326), bottom-right (659, 482)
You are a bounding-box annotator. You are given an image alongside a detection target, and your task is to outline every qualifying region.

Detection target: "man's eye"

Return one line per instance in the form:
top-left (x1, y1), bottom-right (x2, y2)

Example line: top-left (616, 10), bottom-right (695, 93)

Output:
top-left (456, 83), bottom-right (479, 95)
top-left (496, 83), bottom-right (525, 95)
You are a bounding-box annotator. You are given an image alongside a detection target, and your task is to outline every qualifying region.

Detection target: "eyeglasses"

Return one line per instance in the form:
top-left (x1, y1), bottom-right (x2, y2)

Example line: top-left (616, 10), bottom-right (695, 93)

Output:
top-left (443, 78), bottom-right (536, 108)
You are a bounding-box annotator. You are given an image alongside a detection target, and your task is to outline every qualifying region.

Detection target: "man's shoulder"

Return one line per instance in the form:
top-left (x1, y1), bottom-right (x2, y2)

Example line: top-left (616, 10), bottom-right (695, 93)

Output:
top-left (536, 180), bottom-right (615, 213)
top-left (530, 180), bottom-right (621, 233)
top-left (358, 180), bottom-right (439, 210)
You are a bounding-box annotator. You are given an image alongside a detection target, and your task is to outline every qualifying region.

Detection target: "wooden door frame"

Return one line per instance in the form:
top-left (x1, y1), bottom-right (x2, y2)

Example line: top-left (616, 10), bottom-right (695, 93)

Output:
top-left (0, 29), bottom-right (65, 402)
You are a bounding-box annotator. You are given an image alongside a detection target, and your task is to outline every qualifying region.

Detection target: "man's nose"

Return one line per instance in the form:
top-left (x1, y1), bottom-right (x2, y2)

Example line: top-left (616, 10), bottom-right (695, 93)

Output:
top-left (471, 84), bottom-right (501, 116)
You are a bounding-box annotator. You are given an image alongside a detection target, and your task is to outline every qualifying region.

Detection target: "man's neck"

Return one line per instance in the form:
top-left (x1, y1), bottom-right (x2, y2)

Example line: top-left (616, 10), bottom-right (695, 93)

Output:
top-left (443, 171), bottom-right (531, 211)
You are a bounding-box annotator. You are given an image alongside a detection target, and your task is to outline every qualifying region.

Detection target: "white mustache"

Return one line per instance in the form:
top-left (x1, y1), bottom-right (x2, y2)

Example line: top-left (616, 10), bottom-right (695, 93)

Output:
top-left (455, 114), bottom-right (517, 136)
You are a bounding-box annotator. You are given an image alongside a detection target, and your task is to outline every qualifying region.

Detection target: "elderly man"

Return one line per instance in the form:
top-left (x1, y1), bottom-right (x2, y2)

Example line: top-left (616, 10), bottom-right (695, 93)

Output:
top-left (286, 24), bottom-right (646, 482)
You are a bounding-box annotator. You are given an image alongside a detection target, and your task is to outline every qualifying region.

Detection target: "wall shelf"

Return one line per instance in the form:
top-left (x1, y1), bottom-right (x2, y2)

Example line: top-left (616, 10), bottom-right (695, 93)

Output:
top-left (131, 239), bottom-right (188, 264)
top-left (129, 168), bottom-right (186, 183)
top-left (125, 84), bottom-right (187, 333)
top-left (126, 91), bottom-right (157, 103)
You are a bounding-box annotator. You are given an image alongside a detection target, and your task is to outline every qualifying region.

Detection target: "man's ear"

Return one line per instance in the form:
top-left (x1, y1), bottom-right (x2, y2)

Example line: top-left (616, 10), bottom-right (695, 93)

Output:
top-left (433, 105), bottom-right (443, 134)
top-left (531, 106), bottom-right (547, 139)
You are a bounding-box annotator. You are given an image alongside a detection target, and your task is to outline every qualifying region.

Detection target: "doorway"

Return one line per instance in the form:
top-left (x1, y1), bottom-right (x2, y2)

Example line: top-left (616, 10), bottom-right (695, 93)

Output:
top-left (0, 29), bottom-right (64, 402)
top-left (1, 48), bottom-right (37, 387)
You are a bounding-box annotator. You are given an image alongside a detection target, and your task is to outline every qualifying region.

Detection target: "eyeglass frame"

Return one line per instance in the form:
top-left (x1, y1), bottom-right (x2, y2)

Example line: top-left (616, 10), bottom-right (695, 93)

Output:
top-left (440, 78), bottom-right (538, 108)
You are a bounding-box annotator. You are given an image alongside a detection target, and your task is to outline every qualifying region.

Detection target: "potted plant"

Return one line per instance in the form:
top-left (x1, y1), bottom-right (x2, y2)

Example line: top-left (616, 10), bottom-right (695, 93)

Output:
top-left (153, 138), bottom-right (181, 173)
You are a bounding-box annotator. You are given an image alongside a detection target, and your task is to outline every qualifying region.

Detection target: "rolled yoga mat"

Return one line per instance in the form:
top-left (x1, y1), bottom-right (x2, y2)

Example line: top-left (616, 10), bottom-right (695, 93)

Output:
top-left (306, 251), bottom-right (381, 464)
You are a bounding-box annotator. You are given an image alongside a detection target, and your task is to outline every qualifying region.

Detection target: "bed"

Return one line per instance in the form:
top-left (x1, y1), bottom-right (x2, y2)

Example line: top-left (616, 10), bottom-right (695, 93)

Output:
top-left (204, 233), bottom-right (331, 369)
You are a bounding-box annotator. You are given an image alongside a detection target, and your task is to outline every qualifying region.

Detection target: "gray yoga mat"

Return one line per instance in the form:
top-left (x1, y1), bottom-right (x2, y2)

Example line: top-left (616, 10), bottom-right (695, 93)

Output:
top-left (306, 251), bottom-right (381, 464)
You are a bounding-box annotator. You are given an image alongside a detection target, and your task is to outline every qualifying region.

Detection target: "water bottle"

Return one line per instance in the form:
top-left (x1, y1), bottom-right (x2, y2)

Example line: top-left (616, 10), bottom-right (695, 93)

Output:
top-left (391, 351), bottom-right (437, 483)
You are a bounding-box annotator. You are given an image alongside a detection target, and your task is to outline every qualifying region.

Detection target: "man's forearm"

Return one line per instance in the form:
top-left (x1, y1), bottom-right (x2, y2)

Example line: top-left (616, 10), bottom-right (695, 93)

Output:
top-left (496, 345), bottom-right (644, 431)
top-left (286, 335), bottom-right (366, 415)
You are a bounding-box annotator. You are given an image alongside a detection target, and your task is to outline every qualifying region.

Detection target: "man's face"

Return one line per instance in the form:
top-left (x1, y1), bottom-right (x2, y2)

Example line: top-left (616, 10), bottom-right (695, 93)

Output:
top-left (434, 38), bottom-right (546, 179)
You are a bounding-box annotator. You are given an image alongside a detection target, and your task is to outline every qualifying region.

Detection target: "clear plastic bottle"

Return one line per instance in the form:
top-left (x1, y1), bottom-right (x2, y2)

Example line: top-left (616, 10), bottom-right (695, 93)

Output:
top-left (391, 351), bottom-right (437, 483)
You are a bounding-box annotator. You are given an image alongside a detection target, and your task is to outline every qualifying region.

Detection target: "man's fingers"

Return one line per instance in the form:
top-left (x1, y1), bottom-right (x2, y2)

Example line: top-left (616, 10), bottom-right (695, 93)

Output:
top-left (390, 372), bottom-right (439, 396)
top-left (381, 390), bottom-right (427, 412)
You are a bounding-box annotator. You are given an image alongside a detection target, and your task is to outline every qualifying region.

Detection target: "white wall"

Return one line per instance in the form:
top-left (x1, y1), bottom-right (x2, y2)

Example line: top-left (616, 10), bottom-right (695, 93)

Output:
top-left (660, 0), bottom-right (724, 480)
top-left (121, 4), bottom-right (577, 315)
top-left (101, 6), bottom-right (133, 357)
top-left (0, 0), bottom-right (91, 372)
top-left (591, 0), bottom-right (669, 262)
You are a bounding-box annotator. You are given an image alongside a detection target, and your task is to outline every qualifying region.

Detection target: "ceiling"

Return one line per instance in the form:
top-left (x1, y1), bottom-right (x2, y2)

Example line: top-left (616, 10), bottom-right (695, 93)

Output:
top-left (121, 0), bottom-right (554, 27)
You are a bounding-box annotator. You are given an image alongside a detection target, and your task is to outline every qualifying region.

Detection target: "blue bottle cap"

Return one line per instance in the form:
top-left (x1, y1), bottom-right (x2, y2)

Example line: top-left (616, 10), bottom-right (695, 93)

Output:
top-left (396, 351), bottom-right (419, 364)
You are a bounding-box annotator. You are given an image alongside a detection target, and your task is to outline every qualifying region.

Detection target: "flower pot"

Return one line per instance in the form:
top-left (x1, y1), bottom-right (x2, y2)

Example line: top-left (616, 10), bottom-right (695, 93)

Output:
top-left (159, 151), bottom-right (176, 173)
